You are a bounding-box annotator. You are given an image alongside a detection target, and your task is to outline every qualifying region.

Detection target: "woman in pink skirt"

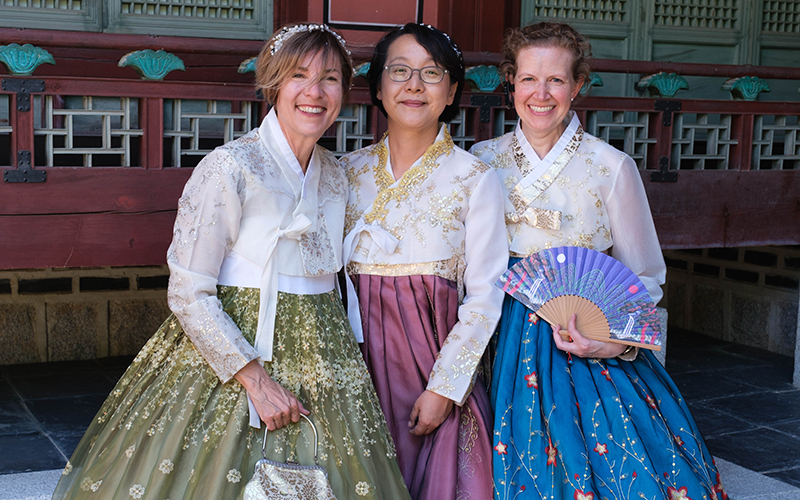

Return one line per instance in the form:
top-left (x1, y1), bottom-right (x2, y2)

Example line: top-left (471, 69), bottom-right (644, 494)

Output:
top-left (340, 22), bottom-right (507, 500)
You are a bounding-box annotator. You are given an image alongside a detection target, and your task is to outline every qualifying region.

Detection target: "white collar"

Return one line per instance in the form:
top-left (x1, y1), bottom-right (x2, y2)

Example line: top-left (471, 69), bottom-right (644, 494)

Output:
top-left (514, 111), bottom-right (580, 175)
top-left (260, 107), bottom-right (317, 184)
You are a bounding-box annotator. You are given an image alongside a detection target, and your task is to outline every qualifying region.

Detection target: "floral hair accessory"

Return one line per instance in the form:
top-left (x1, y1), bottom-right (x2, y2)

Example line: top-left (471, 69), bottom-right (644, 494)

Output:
top-left (269, 23), bottom-right (351, 58)
top-left (401, 23), bottom-right (464, 69)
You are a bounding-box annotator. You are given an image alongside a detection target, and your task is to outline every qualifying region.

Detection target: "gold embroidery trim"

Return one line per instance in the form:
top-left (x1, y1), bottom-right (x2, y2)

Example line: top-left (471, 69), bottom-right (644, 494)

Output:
top-left (363, 128), bottom-right (455, 224)
top-left (347, 257), bottom-right (459, 283)
top-left (508, 126), bottom-right (583, 216)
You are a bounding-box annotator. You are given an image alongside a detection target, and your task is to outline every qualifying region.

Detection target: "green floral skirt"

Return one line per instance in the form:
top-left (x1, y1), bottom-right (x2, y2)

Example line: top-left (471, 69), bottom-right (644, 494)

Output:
top-left (51, 286), bottom-right (411, 500)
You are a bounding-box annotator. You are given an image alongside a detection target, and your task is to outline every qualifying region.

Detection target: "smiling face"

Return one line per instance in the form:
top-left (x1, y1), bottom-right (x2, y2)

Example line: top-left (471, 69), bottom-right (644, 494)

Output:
top-left (377, 34), bottom-right (457, 136)
top-left (512, 45), bottom-right (583, 149)
top-left (274, 50), bottom-right (344, 147)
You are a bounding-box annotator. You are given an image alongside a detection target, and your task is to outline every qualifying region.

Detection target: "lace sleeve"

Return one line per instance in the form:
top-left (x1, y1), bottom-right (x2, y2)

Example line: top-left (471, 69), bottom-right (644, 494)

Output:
top-left (167, 148), bottom-right (260, 383)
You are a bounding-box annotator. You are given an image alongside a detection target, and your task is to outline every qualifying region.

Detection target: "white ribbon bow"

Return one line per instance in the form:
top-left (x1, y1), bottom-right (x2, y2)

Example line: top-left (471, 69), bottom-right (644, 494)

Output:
top-left (341, 221), bottom-right (399, 342)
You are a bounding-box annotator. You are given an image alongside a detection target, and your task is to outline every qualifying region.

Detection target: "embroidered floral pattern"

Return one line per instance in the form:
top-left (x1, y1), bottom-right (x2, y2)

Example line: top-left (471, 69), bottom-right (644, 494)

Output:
top-left (158, 459), bottom-right (174, 474)
top-left (355, 481), bottom-right (371, 496)
top-left (226, 469), bottom-right (241, 483)
top-left (546, 444), bottom-right (557, 466)
top-left (129, 484), bottom-right (145, 498)
top-left (494, 441), bottom-right (508, 455)
top-left (668, 486), bottom-right (692, 500)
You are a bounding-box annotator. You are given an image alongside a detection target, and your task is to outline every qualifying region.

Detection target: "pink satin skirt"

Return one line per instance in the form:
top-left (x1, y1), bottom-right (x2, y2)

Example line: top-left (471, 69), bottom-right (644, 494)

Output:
top-left (353, 273), bottom-right (494, 500)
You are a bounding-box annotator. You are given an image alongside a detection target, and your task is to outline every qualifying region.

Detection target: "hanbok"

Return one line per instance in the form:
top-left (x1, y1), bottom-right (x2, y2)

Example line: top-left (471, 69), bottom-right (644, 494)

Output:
top-left (341, 126), bottom-right (508, 500)
top-left (470, 114), bottom-right (726, 500)
top-left (51, 110), bottom-right (411, 500)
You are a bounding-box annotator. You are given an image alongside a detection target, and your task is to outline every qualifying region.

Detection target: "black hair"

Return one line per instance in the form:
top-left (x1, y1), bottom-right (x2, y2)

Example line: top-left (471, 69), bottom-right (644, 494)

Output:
top-left (367, 23), bottom-right (465, 123)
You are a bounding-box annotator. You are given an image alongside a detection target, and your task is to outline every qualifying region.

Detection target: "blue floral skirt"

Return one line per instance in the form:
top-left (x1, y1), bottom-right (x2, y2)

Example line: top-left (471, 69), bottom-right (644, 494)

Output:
top-left (491, 260), bottom-right (726, 500)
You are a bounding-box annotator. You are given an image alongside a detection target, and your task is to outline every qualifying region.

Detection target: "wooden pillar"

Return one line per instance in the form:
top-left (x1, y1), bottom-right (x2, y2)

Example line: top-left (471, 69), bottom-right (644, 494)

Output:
top-left (140, 97), bottom-right (164, 170)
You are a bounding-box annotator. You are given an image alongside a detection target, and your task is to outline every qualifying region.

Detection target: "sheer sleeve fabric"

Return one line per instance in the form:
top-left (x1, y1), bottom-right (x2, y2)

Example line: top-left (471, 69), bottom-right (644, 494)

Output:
top-left (604, 154), bottom-right (666, 303)
top-left (167, 149), bottom-right (260, 383)
top-left (426, 166), bottom-right (508, 405)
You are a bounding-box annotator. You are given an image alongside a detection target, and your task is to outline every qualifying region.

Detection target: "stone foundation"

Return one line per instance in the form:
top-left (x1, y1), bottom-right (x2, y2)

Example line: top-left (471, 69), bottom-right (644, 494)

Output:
top-left (0, 266), bottom-right (170, 364)
top-left (662, 246), bottom-right (800, 357)
top-left (2, 247), bottom-right (798, 369)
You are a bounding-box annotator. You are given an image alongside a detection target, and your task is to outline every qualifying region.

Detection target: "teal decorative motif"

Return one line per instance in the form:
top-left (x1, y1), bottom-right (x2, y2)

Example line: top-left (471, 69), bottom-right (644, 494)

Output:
top-left (118, 50), bottom-right (185, 81)
top-left (354, 62), bottom-right (370, 78)
top-left (579, 72), bottom-right (603, 96)
top-left (636, 72), bottom-right (689, 98)
top-left (465, 65), bottom-right (502, 92)
top-left (0, 43), bottom-right (55, 76)
top-left (721, 76), bottom-right (770, 100)
top-left (238, 57), bottom-right (257, 74)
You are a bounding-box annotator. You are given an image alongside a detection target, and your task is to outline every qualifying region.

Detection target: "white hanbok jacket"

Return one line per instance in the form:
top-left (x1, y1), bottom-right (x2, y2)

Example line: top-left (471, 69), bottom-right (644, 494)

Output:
top-left (167, 109), bottom-right (347, 385)
top-left (470, 113), bottom-right (666, 302)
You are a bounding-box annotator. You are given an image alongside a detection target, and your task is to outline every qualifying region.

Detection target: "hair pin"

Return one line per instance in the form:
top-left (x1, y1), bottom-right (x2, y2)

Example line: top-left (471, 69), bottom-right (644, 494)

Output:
top-left (269, 24), bottom-right (351, 59)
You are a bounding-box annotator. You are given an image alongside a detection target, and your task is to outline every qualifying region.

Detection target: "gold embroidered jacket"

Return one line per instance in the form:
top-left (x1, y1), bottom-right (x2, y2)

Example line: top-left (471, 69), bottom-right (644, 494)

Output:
top-left (342, 125), bottom-right (508, 405)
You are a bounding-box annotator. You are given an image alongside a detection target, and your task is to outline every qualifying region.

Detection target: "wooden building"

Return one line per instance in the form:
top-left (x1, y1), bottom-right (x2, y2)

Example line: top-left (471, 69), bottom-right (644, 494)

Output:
top-left (0, 0), bottom-right (798, 381)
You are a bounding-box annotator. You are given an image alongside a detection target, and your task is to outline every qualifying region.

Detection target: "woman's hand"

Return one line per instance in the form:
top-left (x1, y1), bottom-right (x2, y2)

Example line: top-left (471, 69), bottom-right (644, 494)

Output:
top-left (234, 360), bottom-right (308, 430)
top-left (552, 313), bottom-right (628, 359)
top-left (408, 390), bottom-right (454, 436)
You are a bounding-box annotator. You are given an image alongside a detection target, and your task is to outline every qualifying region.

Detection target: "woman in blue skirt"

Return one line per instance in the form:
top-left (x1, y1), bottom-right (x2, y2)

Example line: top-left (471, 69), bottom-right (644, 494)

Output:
top-left (471, 22), bottom-right (726, 500)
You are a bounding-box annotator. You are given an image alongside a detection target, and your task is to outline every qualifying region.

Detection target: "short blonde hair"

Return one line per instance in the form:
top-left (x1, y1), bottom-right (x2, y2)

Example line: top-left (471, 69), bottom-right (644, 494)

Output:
top-left (501, 22), bottom-right (591, 86)
top-left (255, 24), bottom-right (353, 105)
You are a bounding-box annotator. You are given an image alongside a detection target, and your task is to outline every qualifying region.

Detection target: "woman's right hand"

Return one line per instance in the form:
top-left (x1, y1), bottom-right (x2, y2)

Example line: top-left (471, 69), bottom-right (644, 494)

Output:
top-left (552, 313), bottom-right (628, 359)
top-left (234, 360), bottom-right (308, 430)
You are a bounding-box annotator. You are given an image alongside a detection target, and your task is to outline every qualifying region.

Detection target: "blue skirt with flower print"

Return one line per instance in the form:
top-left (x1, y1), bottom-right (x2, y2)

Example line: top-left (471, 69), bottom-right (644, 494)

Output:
top-left (491, 259), bottom-right (726, 500)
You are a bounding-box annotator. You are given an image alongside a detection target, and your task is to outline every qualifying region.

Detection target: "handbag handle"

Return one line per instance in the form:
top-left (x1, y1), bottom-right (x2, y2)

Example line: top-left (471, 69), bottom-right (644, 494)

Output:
top-left (261, 413), bottom-right (320, 465)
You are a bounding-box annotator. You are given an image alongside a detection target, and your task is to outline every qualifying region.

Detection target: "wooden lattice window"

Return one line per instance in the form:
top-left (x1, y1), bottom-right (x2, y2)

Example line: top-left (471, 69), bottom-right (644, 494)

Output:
top-left (0, 94), bottom-right (10, 167)
top-left (654, 0), bottom-right (739, 29)
top-left (107, 0), bottom-right (271, 39)
top-left (585, 110), bottom-right (655, 168)
top-left (532, 0), bottom-right (627, 22)
top-left (0, 0), bottom-right (101, 31)
top-left (119, 0), bottom-right (255, 18)
top-left (762, 0), bottom-right (800, 33)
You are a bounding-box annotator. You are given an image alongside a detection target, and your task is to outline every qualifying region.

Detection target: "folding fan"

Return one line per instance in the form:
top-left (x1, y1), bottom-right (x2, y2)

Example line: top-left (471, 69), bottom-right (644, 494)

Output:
top-left (496, 246), bottom-right (661, 350)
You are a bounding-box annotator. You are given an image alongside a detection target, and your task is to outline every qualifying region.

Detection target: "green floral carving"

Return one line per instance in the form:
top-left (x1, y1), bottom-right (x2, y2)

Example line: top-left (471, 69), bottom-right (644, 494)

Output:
top-left (0, 43), bottom-right (55, 76)
top-left (118, 50), bottom-right (185, 81)
top-left (579, 72), bottom-right (603, 96)
top-left (721, 76), bottom-right (770, 100)
top-left (238, 56), bottom-right (257, 74)
top-left (465, 65), bottom-right (501, 92)
top-left (637, 72), bottom-right (689, 98)
top-left (354, 62), bottom-right (370, 79)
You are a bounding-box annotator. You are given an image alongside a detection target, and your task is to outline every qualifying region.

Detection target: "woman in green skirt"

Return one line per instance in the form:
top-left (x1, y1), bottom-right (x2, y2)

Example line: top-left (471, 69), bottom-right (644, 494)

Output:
top-left (52, 23), bottom-right (411, 500)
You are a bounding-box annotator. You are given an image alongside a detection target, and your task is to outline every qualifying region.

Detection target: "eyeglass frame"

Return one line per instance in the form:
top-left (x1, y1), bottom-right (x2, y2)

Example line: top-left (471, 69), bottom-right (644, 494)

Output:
top-left (383, 64), bottom-right (449, 84)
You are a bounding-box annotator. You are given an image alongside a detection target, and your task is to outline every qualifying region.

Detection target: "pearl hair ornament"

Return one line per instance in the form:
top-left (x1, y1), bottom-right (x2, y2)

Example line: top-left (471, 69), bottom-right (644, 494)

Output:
top-left (269, 23), bottom-right (351, 58)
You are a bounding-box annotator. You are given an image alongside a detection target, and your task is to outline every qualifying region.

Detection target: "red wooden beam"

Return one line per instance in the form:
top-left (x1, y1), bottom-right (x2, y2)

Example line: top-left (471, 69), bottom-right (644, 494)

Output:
top-left (0, 212), bottom-right (177, 269)
top-left (644, 170), bottom-right (800, 249)
top-left (0, 168), bottom-right (192, 215)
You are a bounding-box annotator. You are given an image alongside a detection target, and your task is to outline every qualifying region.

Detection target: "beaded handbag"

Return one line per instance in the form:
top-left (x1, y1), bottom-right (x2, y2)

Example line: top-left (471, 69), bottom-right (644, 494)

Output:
top-left (243, 414), bottom-right (337, 500)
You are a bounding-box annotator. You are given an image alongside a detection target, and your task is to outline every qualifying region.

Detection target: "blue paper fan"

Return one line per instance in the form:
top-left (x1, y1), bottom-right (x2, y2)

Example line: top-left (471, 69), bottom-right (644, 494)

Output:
top-left (497, 246), bottom-right (661, 350)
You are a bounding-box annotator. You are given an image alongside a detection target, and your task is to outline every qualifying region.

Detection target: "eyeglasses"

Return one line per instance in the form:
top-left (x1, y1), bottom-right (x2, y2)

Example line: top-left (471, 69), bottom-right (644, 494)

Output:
top-left (384, 64), bottom-right (448, 84)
